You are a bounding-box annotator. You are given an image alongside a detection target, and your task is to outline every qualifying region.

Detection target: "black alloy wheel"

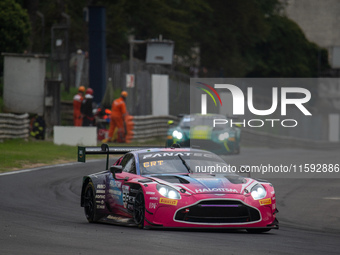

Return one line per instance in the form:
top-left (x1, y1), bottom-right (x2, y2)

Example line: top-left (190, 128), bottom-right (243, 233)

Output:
top-left (84, 181), bottom-right (100, 223)
top-left (133, 190), bottom-right (145, 229)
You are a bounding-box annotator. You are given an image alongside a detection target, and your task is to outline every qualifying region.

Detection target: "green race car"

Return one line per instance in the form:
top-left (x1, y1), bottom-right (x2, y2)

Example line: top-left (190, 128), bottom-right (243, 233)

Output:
top-left (166, 114), bottom-right (241, 155)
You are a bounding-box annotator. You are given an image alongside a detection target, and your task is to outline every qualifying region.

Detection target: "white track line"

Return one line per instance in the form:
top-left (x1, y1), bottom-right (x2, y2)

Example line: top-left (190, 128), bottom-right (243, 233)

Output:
top-left (0, 159), bottom-right (103, 177)
top-left (0, 162), bottom-right (78, 176)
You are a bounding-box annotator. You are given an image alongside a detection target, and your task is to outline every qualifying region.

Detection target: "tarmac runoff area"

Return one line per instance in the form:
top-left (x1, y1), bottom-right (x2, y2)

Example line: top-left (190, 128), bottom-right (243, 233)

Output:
top-left (0, 148), bottom-right (340, 255)
top-left (224, 147), bottom-right (340, 233)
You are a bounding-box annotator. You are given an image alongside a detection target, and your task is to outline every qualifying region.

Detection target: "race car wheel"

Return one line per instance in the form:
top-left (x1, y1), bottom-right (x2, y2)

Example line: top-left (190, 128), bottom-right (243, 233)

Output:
top-left (84, 181), bottom-right (100, 223)
top-left (246, 228), bottom-right (271, 233)
top-left (133, 190), bottom-right (145, 229)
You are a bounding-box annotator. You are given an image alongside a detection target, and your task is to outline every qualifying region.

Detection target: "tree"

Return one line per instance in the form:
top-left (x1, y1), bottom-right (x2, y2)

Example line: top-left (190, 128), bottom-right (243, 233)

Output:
top-left (195, 0), bottom-right (273, 77)
top-left (0, 0), bottom-right (31, 73)
top-left (248, 15), bottom-right (329, 77)
top-left (96, 0), bottom-right (210, 62)
top-left (20, 0), bottom-right (329, 78)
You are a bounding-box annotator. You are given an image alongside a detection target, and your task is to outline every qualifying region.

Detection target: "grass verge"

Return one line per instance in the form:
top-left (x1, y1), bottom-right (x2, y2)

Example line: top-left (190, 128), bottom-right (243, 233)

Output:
top-left (0, 139), bottom-right (78, 172)
top-left (0, 137), bottom-right (166, 173)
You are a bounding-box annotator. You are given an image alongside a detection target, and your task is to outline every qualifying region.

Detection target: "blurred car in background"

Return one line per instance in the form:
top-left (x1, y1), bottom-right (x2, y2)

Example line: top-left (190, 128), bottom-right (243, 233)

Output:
top-left (166, 114), bottom-right (241, 155)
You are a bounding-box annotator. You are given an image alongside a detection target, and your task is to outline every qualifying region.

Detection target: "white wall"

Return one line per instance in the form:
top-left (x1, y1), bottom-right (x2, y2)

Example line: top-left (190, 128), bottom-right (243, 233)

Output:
top-left (3, 54), bottom-right (47, 115)
top-left (54, 126), bottom-right (97, 146)
top-left (329, 114), bottom-right (340, 142)
top-left (152, 74), bottom-right (169, 116)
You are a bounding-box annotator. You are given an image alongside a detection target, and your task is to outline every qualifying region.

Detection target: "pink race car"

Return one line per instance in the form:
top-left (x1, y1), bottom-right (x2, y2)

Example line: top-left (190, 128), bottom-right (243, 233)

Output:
top-left (79, 145), bottom-right (278, 233)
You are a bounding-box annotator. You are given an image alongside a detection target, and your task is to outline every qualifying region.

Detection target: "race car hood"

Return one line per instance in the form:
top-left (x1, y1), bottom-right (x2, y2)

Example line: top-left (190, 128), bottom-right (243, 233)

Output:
top-left (190, 125), bottom-right (212, 139)
top-left (148, 174), bottom-right (250, 195)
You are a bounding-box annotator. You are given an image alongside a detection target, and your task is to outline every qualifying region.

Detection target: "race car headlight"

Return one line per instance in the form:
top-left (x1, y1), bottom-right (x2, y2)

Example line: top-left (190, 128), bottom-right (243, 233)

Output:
top-left (157, 184), bottom-right (181, 199)
top-left (172, 130), bottom-right (183, 140)
top-left (218, 132), bottom-right (229, 141)
top-left (251, 184), bottom-right (267, 200)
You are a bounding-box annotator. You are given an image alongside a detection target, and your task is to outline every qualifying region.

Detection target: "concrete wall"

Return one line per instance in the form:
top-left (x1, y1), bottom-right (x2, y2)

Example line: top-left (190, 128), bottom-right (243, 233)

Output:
top-left (3, 53), bottom-right (47, 115)
top-left (53, 126), bottom-right (97, 146)
top-left (285, 0), bottom-right (340, 49)
top-left (152, 74), bottom-right (169, 116)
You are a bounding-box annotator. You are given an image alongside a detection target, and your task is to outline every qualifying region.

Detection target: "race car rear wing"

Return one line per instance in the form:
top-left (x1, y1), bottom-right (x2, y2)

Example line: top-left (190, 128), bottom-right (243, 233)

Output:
top-left (78, 144), bottom-right (153, 169)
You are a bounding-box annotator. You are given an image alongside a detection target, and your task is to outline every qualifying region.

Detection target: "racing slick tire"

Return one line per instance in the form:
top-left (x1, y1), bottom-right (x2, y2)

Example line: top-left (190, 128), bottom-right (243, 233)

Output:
top-left (246, 228), bottom-right (271, 233)
top-left (133, 190), bottom-right (146, 229)
top-left (84, 181), bottom-right (102, 223)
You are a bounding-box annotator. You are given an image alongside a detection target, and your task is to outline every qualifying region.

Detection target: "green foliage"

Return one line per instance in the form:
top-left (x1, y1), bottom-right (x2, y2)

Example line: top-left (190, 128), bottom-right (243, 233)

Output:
top-left (101, 78), bottom-right (121, 109)
top-left (0, 137), bottom-right (166, 172)
top-left (0, 76), bottom-right (3, 112)
top-left (61, 85), bottom-right (79, 101)
top-left (19, 0), bottom-right (330, 78)
top-left (95, 0), bottom-right (210, 62)
top-left (248, 15), bottom-right (330, 77)
top-left (197, 0), bottom-right (273, 77)
top-left (0, 0), bottom-right (31, 70)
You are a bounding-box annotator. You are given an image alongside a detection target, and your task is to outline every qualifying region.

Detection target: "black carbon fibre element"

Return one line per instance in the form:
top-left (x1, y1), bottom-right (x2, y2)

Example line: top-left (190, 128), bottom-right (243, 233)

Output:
top-left (175, 200), bottom-right (260, 223)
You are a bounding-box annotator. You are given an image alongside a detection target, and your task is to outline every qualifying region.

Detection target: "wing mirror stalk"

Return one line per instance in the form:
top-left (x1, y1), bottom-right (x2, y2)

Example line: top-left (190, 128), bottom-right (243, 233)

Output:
top-left (110, 165), bottom-right (129, 181)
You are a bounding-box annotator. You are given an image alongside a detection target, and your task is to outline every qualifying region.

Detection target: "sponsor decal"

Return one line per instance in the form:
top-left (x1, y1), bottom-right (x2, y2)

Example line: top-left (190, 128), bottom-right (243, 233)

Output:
top-left (97, 184), bottom-right (105, 189)
top-left (146, 191), bottom-right (155, 195)
top-left (96, 200), bottom-right (104, 204)
top-left (142, 152), bottom-right (214, 160)
top-left (149, 197), bottom-right (159, 200)
top-left (109, 189), bottom-right (122, 196)
top-left (107, 215), bottom-right (131, 223)
top-left (110, 180), bottom-right (122, 188)
top-left (96, 205), bottom-right (105, 209)
top-left (149, 202), bottom-right (157, 209)
top-left (159, 197), bottom-right (178, 206)
top-left (95, 195), bottom-right (105, 199)
top-left (195, 188), bottom-right (238, 193)
top-left (111, 195), bottom-right (120, 200)
top-left (122, 185), bottom-right (130, 208)
top-left (259, 198), bottom-right (272, 206)
top-left (143, 160), bottom-right (164, 168)
top-left (96, 189), bottom-right (105, 194)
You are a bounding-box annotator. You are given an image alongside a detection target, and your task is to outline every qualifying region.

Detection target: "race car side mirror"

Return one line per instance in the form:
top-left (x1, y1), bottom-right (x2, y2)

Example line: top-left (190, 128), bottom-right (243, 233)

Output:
top-left (110, 165), bottom-right (123, 174)
top-left (110, 165), bottom-right (129, 181)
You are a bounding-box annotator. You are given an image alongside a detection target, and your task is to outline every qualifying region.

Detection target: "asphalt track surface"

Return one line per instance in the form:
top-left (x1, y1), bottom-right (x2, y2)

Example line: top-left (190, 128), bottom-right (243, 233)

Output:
top-left (1, 147), bottom-right (340, 255)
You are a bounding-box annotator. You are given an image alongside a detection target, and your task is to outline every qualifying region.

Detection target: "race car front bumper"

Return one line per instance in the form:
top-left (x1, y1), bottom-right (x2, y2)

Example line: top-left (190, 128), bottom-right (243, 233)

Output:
top-left (145, 196), bottom-right (278, 229)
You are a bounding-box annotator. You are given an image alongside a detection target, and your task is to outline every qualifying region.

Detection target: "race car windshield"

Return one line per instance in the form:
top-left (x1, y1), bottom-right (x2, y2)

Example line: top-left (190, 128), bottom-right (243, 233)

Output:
top-left (180, 115), bottom-right (225, 129)
top-left (138, 151), bottom-right (230, 175)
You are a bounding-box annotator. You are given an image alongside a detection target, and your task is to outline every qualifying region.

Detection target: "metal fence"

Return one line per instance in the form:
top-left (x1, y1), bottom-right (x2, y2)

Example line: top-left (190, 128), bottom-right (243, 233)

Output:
top-left (132, 115), bottom-right (179, 140)
top-left (58, 59), bottom-right (340, 142)
top-left (106, 59), bottom-right (190, 116)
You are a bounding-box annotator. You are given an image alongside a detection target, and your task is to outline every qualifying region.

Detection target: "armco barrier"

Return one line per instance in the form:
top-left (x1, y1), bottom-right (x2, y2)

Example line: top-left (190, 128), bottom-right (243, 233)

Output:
top-left (0, 113), bottom-right (30, 140)
top-left (131, 115), bottom-right (179, 140)
top-left (130, 115), bottom-right (340, 150)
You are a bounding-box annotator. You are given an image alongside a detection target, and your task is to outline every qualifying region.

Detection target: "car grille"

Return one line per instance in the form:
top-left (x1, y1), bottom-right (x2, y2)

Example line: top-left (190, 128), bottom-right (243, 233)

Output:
top-left (175, 200), bottom-right (260, 224)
